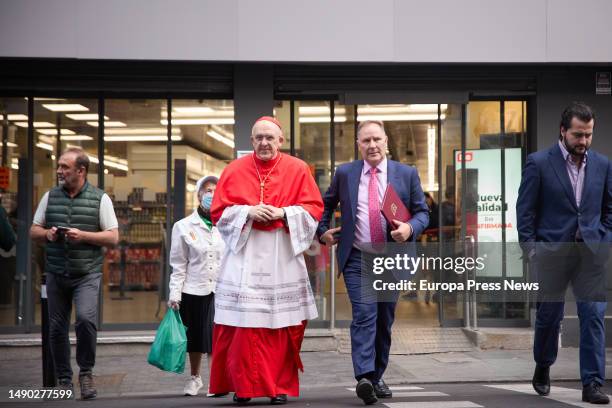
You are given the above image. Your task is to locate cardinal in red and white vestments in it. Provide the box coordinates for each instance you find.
[208,116,323,402]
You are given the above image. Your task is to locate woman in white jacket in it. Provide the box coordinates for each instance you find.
[168,175,226,397]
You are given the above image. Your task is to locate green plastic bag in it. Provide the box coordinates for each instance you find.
[147,309,187,374]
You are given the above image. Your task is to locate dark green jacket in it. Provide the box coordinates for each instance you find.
[44,181,104,276]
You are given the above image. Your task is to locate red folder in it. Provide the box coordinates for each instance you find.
[381,184,411,229]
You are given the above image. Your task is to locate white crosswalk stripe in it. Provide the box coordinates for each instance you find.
[383,402,482,408]
[345,386,424,392]
[485,383,611,408]
[344,385,480,407]
[392,391,449,398]
[391,386,426,391]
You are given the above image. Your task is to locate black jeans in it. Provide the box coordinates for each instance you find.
[46,273,101,382]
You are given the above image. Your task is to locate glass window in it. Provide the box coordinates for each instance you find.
[293,100,335,326]
[102,99,168,324]
[0,97,27,328]
[273,100,292,155]
[504,101,527,135]
[439,104,463,321]
[335,104,355,166]
[169,99,233,217]
[464,100,528,320]
[295,101,332,192]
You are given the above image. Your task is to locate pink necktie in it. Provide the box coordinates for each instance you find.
[368,167,385,243]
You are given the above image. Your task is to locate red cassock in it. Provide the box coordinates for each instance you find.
[209,152,323,398]
[209,322,307,398]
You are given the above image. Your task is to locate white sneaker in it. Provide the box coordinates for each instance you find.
[183,375,203,396]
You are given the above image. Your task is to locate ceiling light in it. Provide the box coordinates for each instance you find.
[0,141,18,147]
[299,116,347,123]
[36,142,54,151]
[60,135,94,141]
[14,121,55,128]
[87,156,129,171]
[173,107,215,114]
[206,130,235,148]
[210,125,234,139]
[42,104,89,112]
[66,114,109,121]
[37,128,76,135]
[299,106,346,115]
[80,151,127,165]
[31,97,65,101]
[162,110,234,119]
[1,114,29,121]
[86,121,127,127]
[104,127,180,135]
[356,114,445,122]
[161,118,235,125]
[37,135,54,145]
[357,104,448,114]
[103,135,182,142]
[103,160,129,171]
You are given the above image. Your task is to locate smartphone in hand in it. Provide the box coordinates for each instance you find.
[55,226,70,239]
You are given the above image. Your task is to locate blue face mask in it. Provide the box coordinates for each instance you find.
[200,193,213,211]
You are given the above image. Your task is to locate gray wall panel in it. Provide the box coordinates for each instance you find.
[0,0,78,58]
[393,0,547,63]
[2,0,610,62]
[547,0,612,62]
[237,0,394,62]
[75,0,239,60]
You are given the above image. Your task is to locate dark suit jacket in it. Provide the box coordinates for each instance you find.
[317,159,429,274]
[517,143,612,254]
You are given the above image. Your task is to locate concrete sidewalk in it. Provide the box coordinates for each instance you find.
[0,347,606,399]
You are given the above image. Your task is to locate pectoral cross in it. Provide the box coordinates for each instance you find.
[259,182,265,204]
[252,152,283,206]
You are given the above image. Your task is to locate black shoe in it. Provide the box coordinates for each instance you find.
[78,374,97,400]
[356,378,378,405]
[233,393,251,404]
[270,394,288,405]
[582,382,610,404]
[532,365,550,396]
[57,378,73,391]
[373,379,392,398]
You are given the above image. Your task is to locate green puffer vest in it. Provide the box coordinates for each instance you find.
[44,181,104,276]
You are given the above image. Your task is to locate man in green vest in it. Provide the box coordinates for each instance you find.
[30,147,119,400]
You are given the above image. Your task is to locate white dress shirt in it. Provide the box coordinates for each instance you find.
[168,210,225,302]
